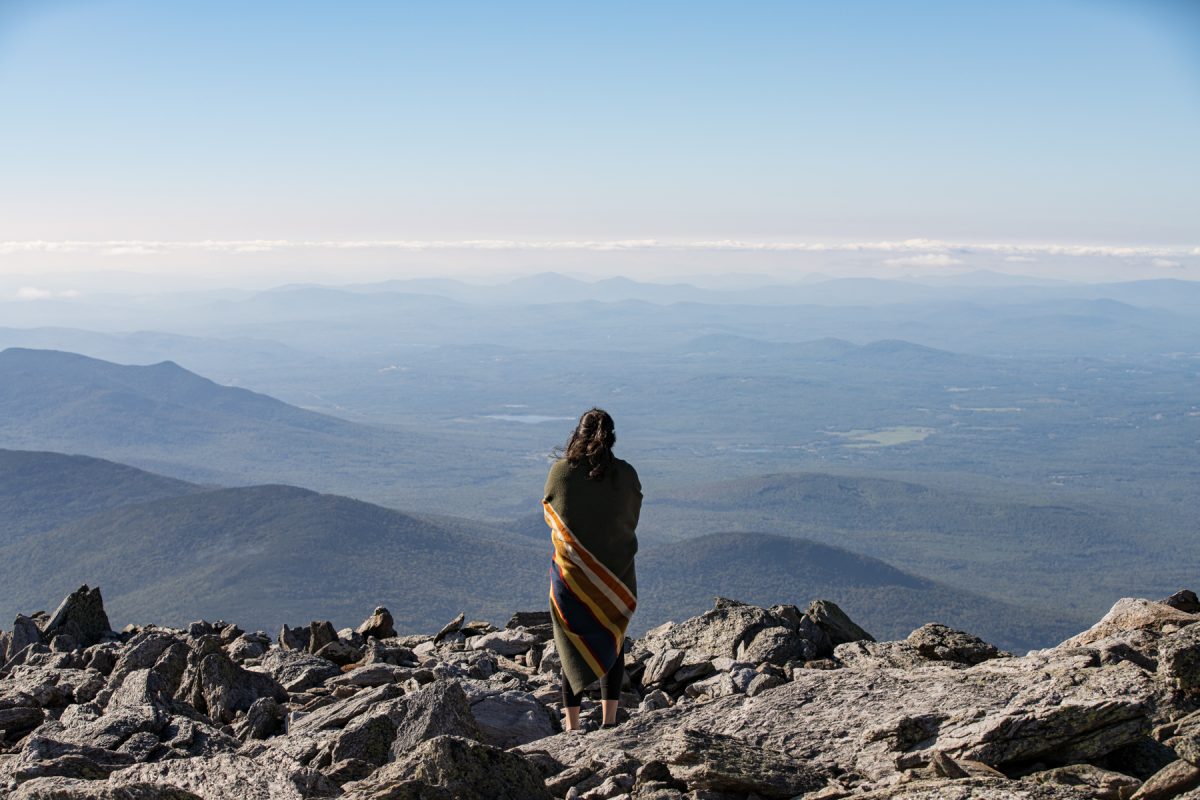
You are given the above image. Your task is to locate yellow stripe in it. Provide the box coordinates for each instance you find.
[550,528,632,622]
[544,503,636,615]
[553,548,625,644]
[549,586,606,679]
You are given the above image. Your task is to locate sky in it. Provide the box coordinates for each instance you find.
[0,0,1198,284]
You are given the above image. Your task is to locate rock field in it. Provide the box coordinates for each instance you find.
[2,585,1199,799]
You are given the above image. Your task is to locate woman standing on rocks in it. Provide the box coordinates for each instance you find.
[544,407,641,732]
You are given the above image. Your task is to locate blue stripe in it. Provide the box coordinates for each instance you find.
[550,556,619,679]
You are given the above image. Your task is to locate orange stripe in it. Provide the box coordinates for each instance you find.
[551,546,624,640]
[549,583,607,678]
[543,502,636,611]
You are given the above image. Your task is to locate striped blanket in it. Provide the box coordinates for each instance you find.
[544,500,637,686]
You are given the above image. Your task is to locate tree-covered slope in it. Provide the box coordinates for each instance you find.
[0,448,205,541]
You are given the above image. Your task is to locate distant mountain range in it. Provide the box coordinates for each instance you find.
[0,347,434,501]
[0,448,1081,650]
[643,471,1191,625]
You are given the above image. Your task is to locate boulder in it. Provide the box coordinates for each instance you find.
[1157,623,1200,695]
[288,683,405,733]
[357,608,397,641]
[233,696,285,741]
[107,753,338,800]
[227,633,270,663]
[384,680,482,758]
[468,629,539,656]
[341,734,552,800]
[314,640,361,666]
[7,616,44,662]
[641,597,785,661]
[255,648,341,693]
[278,624,310,652]
[664,728,825,799]
[906,623,1008,666]
[1161,589,1200,614]
[1029,763,1142,799]
[850,776,1103,798]
[1130,757,1200,800]
[736,619,827,664]
[101,632,180,699]
[0,705,45,741]
[806,598,875,646]
[433,612,465,644]
[642,648,686,686]
[307,621,337,655]
[10,777,203,799]
[469,690,556,747]
[1057,597,1198,648]
[834,639,935,669]
[177,648,287,724]
[39,586,112,648]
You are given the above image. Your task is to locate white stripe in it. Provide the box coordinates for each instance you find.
[551,526,636,620]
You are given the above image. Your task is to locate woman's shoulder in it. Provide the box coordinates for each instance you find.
[613,457,641,486]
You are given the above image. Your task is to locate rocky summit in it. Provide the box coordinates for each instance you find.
[2,586,1199,800]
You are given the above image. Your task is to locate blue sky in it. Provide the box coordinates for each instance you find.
[0,0,1197,280]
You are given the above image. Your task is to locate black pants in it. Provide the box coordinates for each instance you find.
[561,641,625,707]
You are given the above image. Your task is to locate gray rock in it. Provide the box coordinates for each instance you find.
[851,776,1102,798]
[433,612,465,644]
[177,648,287,724]
[469,690,556,747]
[642,598,781,662]
[684,672,738,701]
[8,616,44,661]
[278,624,310,651]
[521,645,1156,789]
[330,712,399,767]
[108,753,338,800]
[330,663,410,688]
[906,623,1008,665]
[642,649,686,686]
[3,661,106,708]
[227,633,271,663]
[834,639,941,669]
[234,696,285,740]
[1029,763,1142,799]
[314,639,361,666]
[1130,757,1200,800]
[805,598,874,647]
[1161,589,1200,614]
[357,608,397,641]
[39,586,112,649]
[507,610,552,629]
[307,621,337,655]
[735,621,825,664]
[0,705,45,740]
[469,629,539,656]
[101,632,180,700]
[341,734,552,799]
[1168,709,1200,766]
[11,777,203,799]
[83,643,120,676]
[1057,597,1198,648]
[665,728,824,799]
[745,672,786,697]
[1157,622,1200,695]
[255,648,342,692]
[385,680,482,758]
[288,683,405,733]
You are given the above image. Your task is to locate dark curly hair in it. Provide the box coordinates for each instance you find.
[561,407,617,481]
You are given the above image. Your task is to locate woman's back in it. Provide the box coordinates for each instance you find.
[543,456,641,592]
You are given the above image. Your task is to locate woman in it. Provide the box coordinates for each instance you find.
[544,408,641,732]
